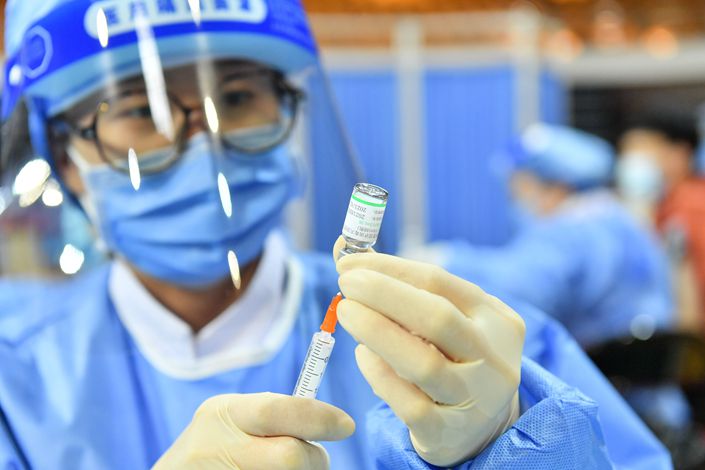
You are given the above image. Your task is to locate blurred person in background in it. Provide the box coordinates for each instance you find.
[617,117,705,333]
[0,1,671,469]
[406,124,699,465]
[414,123,674,349]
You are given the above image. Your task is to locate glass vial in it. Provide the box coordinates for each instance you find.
[340,183,389,257]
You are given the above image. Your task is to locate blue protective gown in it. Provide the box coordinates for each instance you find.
[0,252,670,469]
[443,190,674,347]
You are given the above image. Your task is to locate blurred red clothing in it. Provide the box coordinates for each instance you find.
[657,179,705,322]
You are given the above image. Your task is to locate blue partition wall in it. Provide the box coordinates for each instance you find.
[326,71,400,254]
[318,66,567,253]
[307,74,367,253]
[541,70,569,125]
[424,66,516,246]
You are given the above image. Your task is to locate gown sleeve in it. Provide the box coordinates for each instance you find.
[366,306,673,470]
[517,301,673,470]
[365,358,614,470]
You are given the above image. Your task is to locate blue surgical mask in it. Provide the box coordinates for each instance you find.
[68,132,295,288]
[615,152,664,202]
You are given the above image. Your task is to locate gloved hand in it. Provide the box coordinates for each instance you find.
[152,392,355,469]
[333,237,525,467]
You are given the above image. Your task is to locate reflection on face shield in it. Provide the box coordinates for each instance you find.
[52,61,303,174]
[1,0,362,283]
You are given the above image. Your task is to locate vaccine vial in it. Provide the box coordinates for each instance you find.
[340,183,388,257]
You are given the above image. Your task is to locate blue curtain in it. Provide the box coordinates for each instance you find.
[424,66,516,245]
[325,71,400,254]
[320,65,567,252]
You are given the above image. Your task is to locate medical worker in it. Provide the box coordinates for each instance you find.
[425,124,674,348]
[617,116,705,332]
[0,1,669,469]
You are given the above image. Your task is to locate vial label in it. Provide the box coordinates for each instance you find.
[342,192,387,244]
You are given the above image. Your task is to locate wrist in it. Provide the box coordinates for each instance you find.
[410,391,521,467]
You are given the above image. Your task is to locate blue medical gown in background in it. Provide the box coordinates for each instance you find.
[442,191,674,347]
[0,252,670,468]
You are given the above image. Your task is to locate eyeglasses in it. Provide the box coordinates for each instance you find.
[52,69,303,174]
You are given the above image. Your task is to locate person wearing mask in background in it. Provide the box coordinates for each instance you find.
[0,2,669,469]
[617,117,705,333]
[414,123,674,349]
[404,124,693,462]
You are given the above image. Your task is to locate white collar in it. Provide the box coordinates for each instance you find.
[109,232,304,380]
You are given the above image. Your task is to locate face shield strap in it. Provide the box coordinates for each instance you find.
[24,96,85,213]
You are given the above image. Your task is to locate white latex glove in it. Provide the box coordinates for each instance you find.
[152,392,354,469]
[333,237,525,467]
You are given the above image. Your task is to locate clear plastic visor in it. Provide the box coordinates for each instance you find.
[1,54,362,283]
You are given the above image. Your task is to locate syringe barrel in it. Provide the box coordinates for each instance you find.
[293,331,336,399]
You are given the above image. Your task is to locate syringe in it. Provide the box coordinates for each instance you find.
[293,293,343,399]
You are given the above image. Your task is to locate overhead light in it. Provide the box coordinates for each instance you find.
[592,2,626,47]
[546,27,584,62]
[643,26,678,58]
[510,0,541,13]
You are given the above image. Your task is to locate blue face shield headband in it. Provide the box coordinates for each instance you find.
[3,1,318,119]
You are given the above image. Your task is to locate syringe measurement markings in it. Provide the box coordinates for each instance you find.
[293,295,341,398]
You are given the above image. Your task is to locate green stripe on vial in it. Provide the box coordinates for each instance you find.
[351,194,387,208]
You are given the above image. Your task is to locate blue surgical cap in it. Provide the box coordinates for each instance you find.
[507,123,614,190]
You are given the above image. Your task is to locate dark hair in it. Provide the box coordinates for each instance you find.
[623,114,699,151]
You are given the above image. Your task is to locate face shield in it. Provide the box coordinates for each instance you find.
[0,0,362,286]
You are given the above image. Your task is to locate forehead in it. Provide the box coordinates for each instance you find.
[120,60,270,88]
